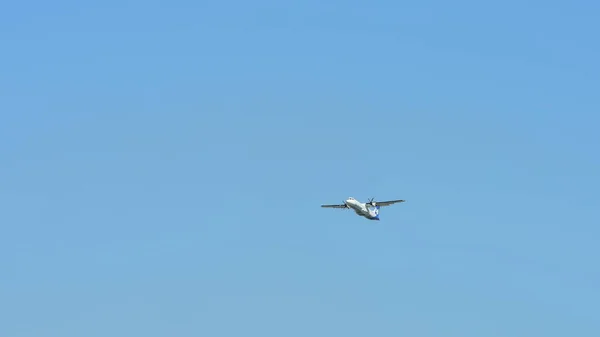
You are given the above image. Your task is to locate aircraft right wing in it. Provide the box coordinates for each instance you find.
[321,203,348,209]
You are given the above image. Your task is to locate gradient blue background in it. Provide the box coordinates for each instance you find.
[2,0,599,336]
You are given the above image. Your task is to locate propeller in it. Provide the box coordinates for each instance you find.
[367,198,376,206]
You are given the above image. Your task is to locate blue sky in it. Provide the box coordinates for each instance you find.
[1,0,599,336]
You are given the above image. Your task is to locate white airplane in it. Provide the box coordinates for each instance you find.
[321,197,405,221]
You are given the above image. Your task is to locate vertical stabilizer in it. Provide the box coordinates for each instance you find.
[373,205,380,219]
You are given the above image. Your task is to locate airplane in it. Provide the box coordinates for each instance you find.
[321,197,405,220]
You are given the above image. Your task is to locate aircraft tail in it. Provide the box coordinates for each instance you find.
[373,205,380,220]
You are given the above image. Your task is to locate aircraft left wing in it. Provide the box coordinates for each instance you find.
[374,199,405,207]
[321,204,348,209]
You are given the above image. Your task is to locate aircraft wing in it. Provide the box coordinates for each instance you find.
[375,199,405,207]
[321,204,348,209]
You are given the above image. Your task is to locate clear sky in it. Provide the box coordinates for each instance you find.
[1,0,599,336]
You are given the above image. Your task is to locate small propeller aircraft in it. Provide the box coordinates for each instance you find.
[320,197,405,220]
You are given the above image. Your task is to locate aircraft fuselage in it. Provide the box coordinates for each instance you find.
[345,197,380,220]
